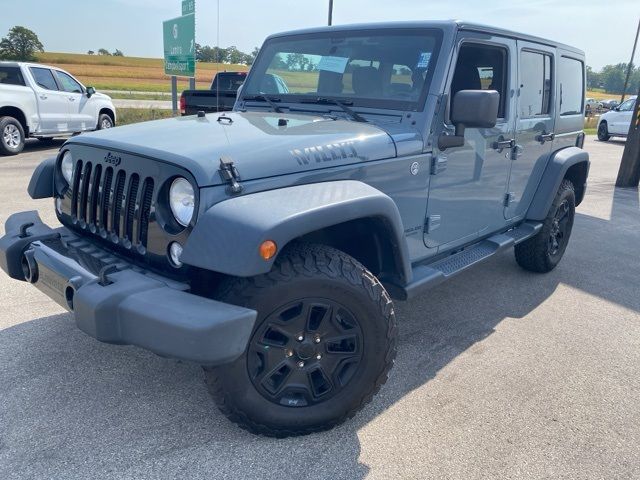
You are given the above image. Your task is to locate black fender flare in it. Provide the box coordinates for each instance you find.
[27,156,56,199]
[181,180,412,282]
[526,147,590,221]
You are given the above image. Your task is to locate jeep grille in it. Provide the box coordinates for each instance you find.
[70,159,155,251]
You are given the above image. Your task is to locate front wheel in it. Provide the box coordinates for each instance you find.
[515,179,575,273]
[597,121,610,141]
[204,243,397,437]
[97,113,113,130]
[0,116,25,155]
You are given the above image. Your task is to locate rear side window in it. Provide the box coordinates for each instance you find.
[0,66,26,86]
[519,50,552,117]
[30,67,59,91]
[559,57,584,116]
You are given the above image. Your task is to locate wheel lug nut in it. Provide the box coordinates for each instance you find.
[297,335,304,342]
[285,349,293,357]
[297,361,305,368]
[314,336,321,344]
[316,354,322,360]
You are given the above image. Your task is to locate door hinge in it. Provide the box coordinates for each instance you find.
[431,155,447,175]
[425,214,441,233]
[219,156,243,194]
[504,192,515,207]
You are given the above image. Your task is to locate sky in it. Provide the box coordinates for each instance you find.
[0,0,638,70]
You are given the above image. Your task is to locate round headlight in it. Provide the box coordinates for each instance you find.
[61,151,74,183]
[169,177,195,227]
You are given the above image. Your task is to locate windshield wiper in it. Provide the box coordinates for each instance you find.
[300,97,367,123]
[242,94,283,113]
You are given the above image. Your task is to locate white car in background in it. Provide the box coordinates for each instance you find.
[597,96,636,141]
[0,61,116,155]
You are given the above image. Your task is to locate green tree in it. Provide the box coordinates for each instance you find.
[97,48,111,56]
[113,49,124,57]
[247,47,260,65]
[0,26,44,61]
[87,50,95,55]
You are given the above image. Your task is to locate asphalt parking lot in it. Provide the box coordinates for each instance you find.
[0,137,638,479]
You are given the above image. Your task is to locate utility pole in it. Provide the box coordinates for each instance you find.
[616,17,640,188]
[620,18,640,104]
[616,91,640,187]
[328,0,333,26]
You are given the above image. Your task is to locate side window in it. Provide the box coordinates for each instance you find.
[0,66,26,86]
[559,56,584,116]
[618,99,635,112]
[55,71,84,93]
[519,50,552,118]
[451,43,508,118]
[30,67,59,91]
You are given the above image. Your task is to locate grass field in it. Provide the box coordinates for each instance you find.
[36,52,248,93]
[117,108,175,125]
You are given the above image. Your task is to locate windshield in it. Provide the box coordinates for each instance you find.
[242,29,442,111]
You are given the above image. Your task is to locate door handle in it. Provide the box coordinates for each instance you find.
[68,97,76,101]
[39,94,47,100]
[492,137,515,152]
[536,132,554,144]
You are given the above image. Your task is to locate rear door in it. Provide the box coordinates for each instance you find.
[28,66,71,133]
[505,41,556,220]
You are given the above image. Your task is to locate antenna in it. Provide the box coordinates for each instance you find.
[216,0,220,112]
[328,0,334,26]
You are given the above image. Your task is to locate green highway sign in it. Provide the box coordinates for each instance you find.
[182,0,195,15]
[163,13,195,77]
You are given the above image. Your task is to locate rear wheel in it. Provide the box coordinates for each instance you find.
[515,179,575,273]
[597,121,610,141]
[204,243,397,437]
[0,116,25,155]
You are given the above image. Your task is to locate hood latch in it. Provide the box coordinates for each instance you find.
[219,156,243,194]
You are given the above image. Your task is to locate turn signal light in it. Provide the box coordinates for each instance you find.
[259,240,277,260]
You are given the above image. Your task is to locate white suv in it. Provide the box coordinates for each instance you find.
[0,61,116,155]
[597,96,636,141]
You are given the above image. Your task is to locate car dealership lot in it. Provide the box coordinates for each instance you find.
[0,137,638,479]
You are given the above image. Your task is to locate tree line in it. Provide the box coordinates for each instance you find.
[587,64,639,95]
[195,43,260,65]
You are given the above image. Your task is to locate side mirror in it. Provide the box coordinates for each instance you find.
[86,86,96,98]
[614,106,620,111]
[438,90,500,150]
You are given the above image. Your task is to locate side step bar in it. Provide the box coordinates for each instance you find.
[398,222,542,300]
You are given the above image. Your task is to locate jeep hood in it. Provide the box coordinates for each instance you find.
[67,111,415,187]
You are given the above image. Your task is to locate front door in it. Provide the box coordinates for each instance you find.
[424,35,516,251]
[505,41,556,220]
[54,70,94,131]
[29,67,71,134]
[609,97,635,135]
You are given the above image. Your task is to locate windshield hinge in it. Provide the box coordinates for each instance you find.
[219,156,243,194]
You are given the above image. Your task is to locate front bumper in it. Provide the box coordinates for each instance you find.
[0,211,256,365]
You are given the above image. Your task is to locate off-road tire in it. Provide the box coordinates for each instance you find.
[515,179,575,273]
[0,116,25,155]
[597,121,610,141]
[203,243,397,437]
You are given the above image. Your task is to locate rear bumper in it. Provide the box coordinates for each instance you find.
[0,211,256,365]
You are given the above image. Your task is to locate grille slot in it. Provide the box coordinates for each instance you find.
[69,161,155,250]
[124,174,140,241]
[111,170,126,237]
